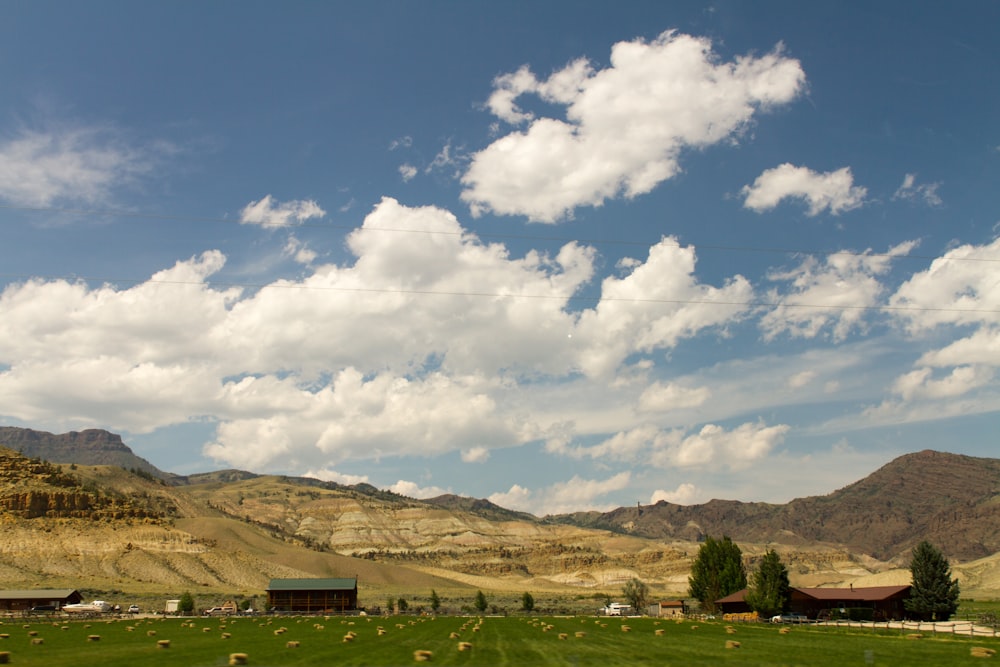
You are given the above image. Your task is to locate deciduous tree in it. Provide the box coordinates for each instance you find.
[429,589,441,613]
[521,591,535,613]
[745,549,790,618]
[474,590,488,613]
[622,578,649,614]
[688,535,747,613]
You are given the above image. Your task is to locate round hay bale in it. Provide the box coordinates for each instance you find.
[156,639,171,649]
[413,649,433,661]
[725,640,741,649]
[31,638,44,645]
[228,653,249,665]
[457,642,472,651]
[87,635,101,641]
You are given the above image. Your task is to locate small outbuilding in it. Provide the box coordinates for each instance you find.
[648,600,687,618]
[266,577,358,614]
[0,589,83,613]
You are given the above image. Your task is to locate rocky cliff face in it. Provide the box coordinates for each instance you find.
[0,426,168,478]
[0,450,163,521]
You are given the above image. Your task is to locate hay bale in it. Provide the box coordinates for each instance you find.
[971,647,996,658]
[558,633,568,640]
[457,642,473,651]
[413,649,433,661]
[87,635,101,641]
[725,640,741,649]
[620,625,631,633]
[342,634,354,642]
[378,629,387,636]
[203,627,212,632]
[228,653,249,665]
[157,639,171,649]
[779,627,791,635]
[906,633,923,640]
[27,631,38,636]
[147,630,157,636]
[31,638,44,645]
[0,635,6,639]
[286,641,300,648]
[0,651,9,664]
[221,632,231,639]
[726,627,737,634]
[654,629,665,636]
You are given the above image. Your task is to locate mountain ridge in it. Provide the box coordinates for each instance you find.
[2,426,999,595]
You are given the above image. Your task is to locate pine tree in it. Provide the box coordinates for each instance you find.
[688,536,747,613]
[744,549,791,618]
[905,541,960,621]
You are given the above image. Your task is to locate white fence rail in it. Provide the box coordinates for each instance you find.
[824,619,998,638]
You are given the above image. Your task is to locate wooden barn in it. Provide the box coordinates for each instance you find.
[266,577,358,614]
[0,588,82,613]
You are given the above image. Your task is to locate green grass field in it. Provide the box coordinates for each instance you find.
[1,614,996,666]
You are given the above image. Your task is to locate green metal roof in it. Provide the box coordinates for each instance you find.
[266,578,357,591]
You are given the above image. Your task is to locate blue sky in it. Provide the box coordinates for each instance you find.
[1,1,998,515]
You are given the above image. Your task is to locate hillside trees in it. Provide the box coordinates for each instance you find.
[905,540,960,621]
[178,591,194,614]
[430,589,441,613]
[688,535,747,613]
[521,591,535,613]
[474,590,488,613]
[745,549,790,618]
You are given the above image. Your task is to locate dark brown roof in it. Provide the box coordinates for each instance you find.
[794,585,910,601]
[717,585,910,605]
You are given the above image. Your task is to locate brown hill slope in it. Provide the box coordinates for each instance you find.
[557,450,1000,562]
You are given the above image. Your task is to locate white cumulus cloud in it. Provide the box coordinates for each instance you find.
[742,163,867,216]
[462,30,805,222]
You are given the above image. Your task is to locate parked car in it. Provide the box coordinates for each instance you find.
[771,613,807,623]
[128,605,140,614]
[30,605,57,613]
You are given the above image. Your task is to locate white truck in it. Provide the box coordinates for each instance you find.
[602,603,633,616]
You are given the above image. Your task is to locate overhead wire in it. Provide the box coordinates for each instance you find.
[1,203,999,316]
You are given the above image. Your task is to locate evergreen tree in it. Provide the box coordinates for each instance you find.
[396,597,409,613]
[474,590,488,613]
[521,591,535,613]
[178,591,194,615]
[622,577,649,614]
[429,589,441,613]
[905,541,960,621]
[688,535,747,613]
[744,549,791,618]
